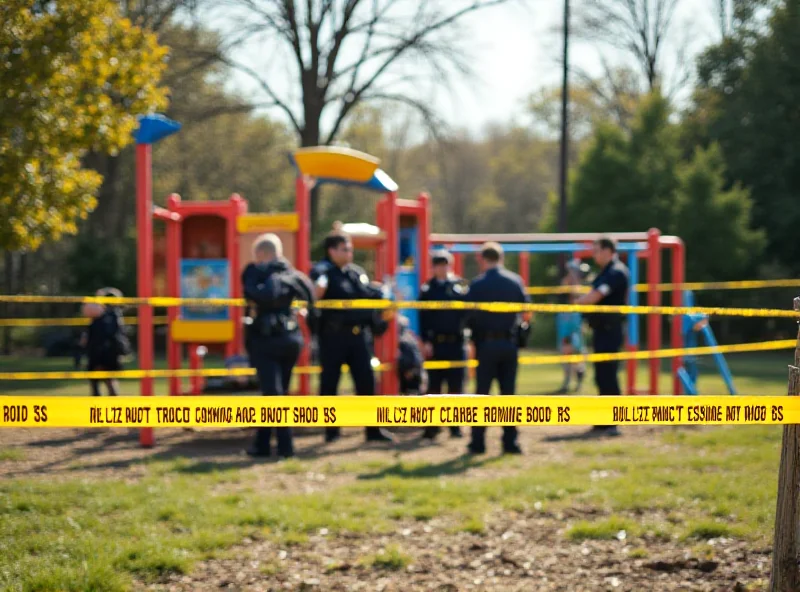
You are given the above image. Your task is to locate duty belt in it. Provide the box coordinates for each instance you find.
[253,315,297,337]
[322,323,367,336]
[433,334,463,344]
[477,330,515,342]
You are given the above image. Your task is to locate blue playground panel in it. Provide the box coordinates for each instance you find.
[442,242,647,254]
[179,259,231,321]
[429,241,736,395]
[398,226,420,334]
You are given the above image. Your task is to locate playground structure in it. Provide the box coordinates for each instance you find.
[140,139,431,434]
[429,230,688,396]
[134,115,732,447]
[290,147,430,399]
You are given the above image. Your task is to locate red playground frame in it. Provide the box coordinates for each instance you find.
[430,230,686,397]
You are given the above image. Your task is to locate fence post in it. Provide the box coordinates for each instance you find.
[770,296,800,592]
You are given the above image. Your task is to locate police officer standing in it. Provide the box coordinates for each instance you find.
[242,233,315,458]
[465,242,531,455]
[310,228,394,444]
[419,249,468,441]
[576,236,630,437]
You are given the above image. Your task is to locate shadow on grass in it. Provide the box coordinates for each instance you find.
[7,424,430,478]
[357,453,498,480]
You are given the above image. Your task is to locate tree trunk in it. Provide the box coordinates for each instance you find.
[770,296,800,591]
[3,252,14,355]
[301,122,323,240]
[85,152,122,239]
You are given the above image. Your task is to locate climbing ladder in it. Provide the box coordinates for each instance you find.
[677,290,736,395]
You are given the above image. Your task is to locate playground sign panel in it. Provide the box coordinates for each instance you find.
[180,259,230,320]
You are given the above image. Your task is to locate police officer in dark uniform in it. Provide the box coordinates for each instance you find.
[576,236,630,437]
[465,242,531,455]
[310,228,394,444]
[419,249,468,440]
[242,233,315,458]
[397,315,427,395]
[81,287,128,396]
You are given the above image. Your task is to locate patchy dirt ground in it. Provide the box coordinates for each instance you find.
[0,425,771,591]
[142,519,768,592]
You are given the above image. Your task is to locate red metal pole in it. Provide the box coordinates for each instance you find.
[662,236,685,395]
[295,176,311,395]
[417,193,431,284]
[166,194,181,397]
[646,228,662,395]
[518,251,530,286]
[375,198,388,395]
[189,345,199,395]
[385,190,400,396]
[226,195,244,360]
[137,143,155,447]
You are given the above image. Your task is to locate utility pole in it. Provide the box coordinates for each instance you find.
[557,0,570,275]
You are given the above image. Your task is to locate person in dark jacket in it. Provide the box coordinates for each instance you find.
[81,287,127,396]
[464,243,531,455]
[397,315,427,396]
[419,249,468,440]
[310,226,395,444]
[243,233,315,458]
[576,236,630,437]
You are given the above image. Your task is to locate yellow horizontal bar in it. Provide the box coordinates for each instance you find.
[526,278,800,295]
[0,340,792,381]
[0,317,169,328]
[170,320,234,343]
[237,213,299,233]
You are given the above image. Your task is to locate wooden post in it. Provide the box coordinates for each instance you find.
[770,296,800,592]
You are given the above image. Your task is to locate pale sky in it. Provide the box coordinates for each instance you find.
[208,0,721,138]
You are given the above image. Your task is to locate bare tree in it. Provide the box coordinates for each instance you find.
[713,0,731,36]
[204,0,515,231]
[573,0,689,94]
[570,61,643,129]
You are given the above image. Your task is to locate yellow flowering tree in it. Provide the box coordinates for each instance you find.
[0,0,169,251]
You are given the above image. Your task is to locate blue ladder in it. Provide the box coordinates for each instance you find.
[678,290,736,395]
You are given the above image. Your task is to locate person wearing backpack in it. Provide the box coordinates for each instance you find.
[81,287,129,396]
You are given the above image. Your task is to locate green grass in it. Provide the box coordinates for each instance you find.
[361,545,412,571]
[458,516,486,534]
[0,349,792,396]
[567,516,636,541]
[685,521,741,540]
[0,447,24,461]
[0,349,791,589]
[0,423,785,590]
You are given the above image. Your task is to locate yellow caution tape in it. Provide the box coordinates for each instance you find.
[0,295,238,306]
[307,299,800,320]
[663,279,800,291]
[527,278,800,296]
[518,339,797,365]
[0,339,793,381]
[1,295,799,320]
[0,316,169,328]
[0,362,392,381]
[0,395,795,427]
[1,296,799,319]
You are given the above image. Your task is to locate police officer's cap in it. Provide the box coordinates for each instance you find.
[431,249,453,266]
